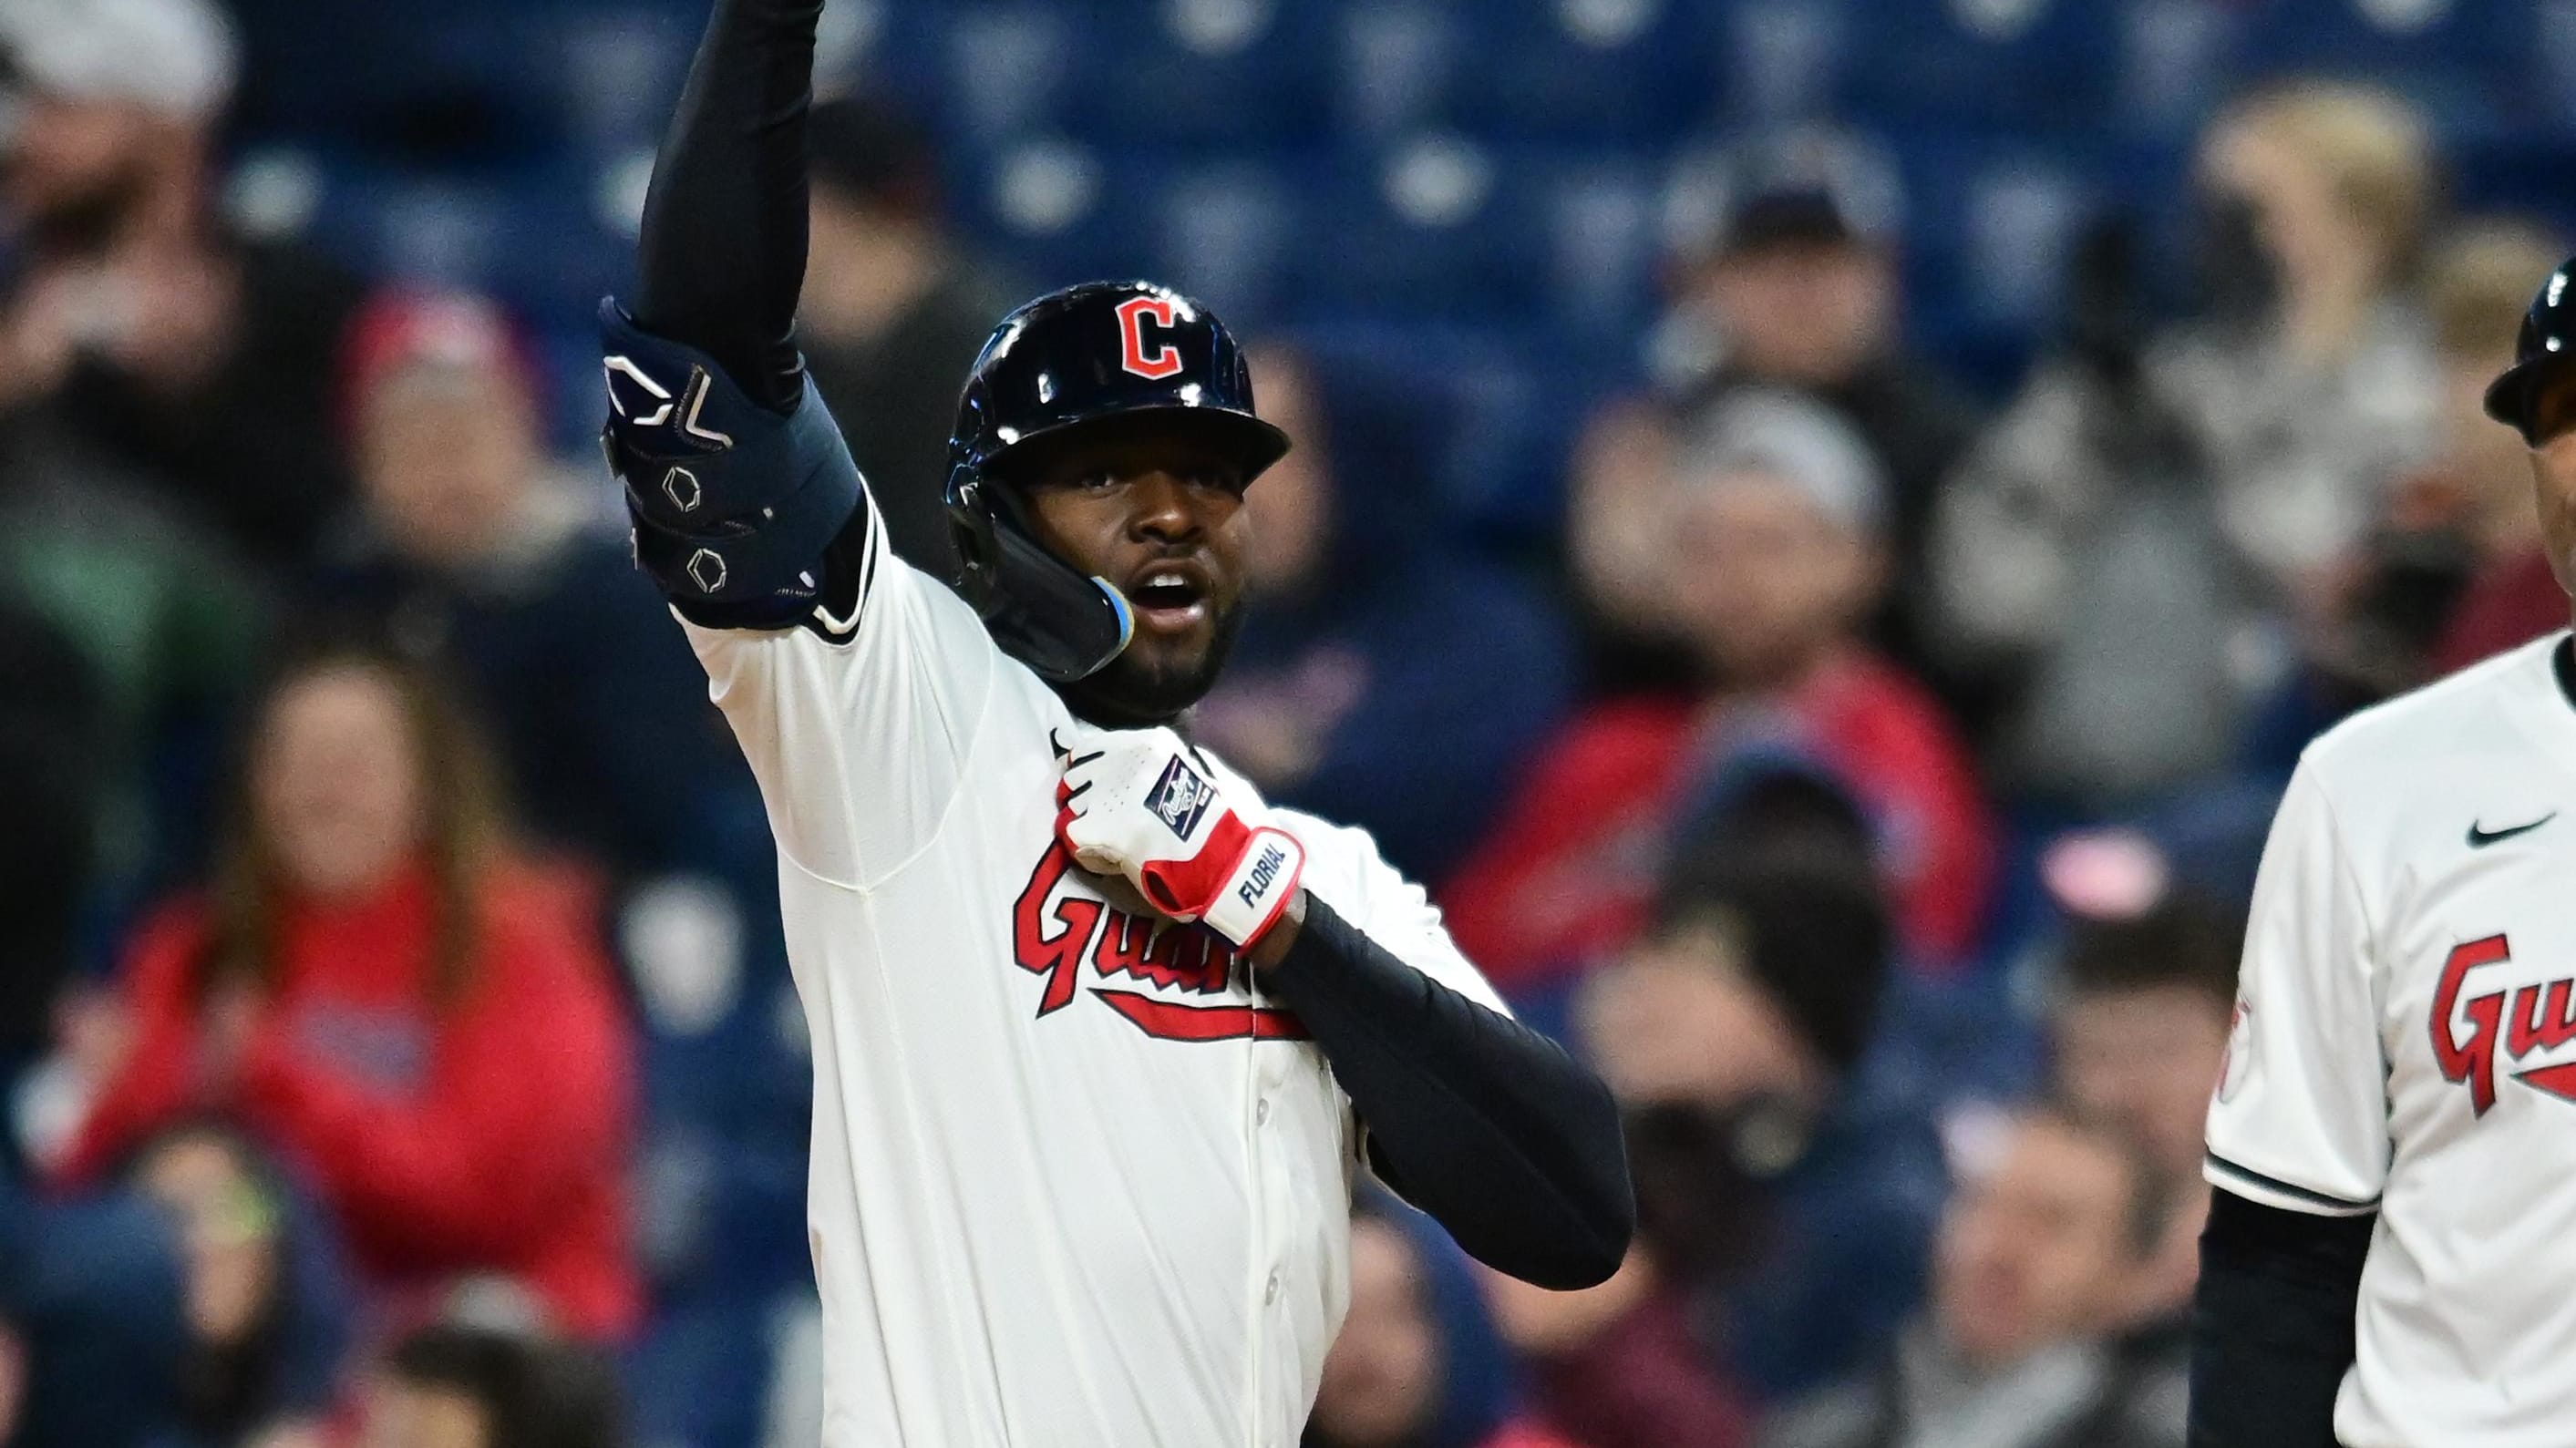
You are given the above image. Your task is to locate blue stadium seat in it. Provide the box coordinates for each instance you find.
[1446,1,1705,143]
[931,8,1083,146]
[1144,159,1305,332]
[2451,138,2576,240]
[1841,0,2119,131]
[2239,0,2532,139]
[1695,0,1852,128]
[1520,154,1664,346]
[1298,136,1542,322]
[626,1292,810,1448]
[1330,2,1472,141]
[1056,0,1335,147]
[948,139,1155,292]
[2107,0,2249,140]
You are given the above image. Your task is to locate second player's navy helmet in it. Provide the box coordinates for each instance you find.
[2486,253,2576,444]
[946,281,1291,683]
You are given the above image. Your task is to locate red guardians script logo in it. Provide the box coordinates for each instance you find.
[1013,841,1304,1042]
[2431,934,2576,1115]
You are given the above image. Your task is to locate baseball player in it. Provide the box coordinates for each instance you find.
[2190,254,2576,1447]
[598,2,1633,1444]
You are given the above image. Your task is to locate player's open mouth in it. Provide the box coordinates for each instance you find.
[1127,562,1211,633]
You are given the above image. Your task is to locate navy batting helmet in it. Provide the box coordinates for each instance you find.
[945,281,1290,683]
[2485,254,2576,444]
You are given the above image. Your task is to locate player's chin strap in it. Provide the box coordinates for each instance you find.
[946,471,1135,683]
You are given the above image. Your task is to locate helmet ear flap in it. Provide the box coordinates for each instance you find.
[943,461,1133,683]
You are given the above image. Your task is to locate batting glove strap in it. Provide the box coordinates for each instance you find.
[1176,823,1306,951]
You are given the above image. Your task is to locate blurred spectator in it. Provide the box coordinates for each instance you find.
[1932,80,2440,809]
[58,641,640,1339]
[1573,127,1982,701]
[1760,1104,2186,1448]
[797,95,1015,574]
[0,1166,191,1448]
[0,592,106,1088]
[1307,1205,1578,1448]
[1192,345,1574,882]
[0,413,268,896]
[358,1321,625,1448]
[0,0,366,573]
[2413,222,2574,674]
[125,1122,355,1448]
[1445,390,1994,990]
[1491,839,1941,1430]
[317,290,744,879]
[2045,887,2238,1321]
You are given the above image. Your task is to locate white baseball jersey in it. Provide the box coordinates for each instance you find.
[675,485,1508,1448]
[2207,631,2576,1448]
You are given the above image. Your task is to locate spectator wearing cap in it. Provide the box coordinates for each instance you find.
[1486,842,1943,1425]
[57,640,640,1340]
[798,95,1017,574]
[1445,389,1995,993]
[1930,80,2439,811]
[1190,344,1573,883]
[314,291,750,883]
[1569,127,1984,703]
[0,0,366,573]
[1759,1104,2187,1448]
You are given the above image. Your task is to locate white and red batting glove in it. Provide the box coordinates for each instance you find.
[1053,725,1306,951]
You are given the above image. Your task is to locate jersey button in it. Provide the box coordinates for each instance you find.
[1255,1099,1271,1125]
[1263,1273,1280,1305]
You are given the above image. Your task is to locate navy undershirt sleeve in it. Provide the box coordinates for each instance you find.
[633,0,819,416]
[1264,897,1633,1289]
[2189,1186,2372,1448]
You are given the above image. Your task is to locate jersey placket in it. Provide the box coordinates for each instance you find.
[1241,987,1301,1448]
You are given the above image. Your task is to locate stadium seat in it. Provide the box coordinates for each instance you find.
[1841,0,2119,131]
[1445,1,1706,143]
[1697,0,1852,127]
[1330,1,1472,140]
[2239,0,2532,139]
[1056,0,1336,147]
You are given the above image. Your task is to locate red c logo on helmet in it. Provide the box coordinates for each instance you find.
[1116,296,1183,381]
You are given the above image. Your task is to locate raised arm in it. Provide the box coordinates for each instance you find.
[603,0,864,631]
[632,0,819,409]
[604,0,997,888]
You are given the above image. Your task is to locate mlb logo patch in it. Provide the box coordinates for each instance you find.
[1149,755,1213,840]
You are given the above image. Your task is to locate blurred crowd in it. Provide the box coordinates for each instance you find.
[1,1,2568,1447]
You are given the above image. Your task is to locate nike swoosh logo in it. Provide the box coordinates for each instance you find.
[2468,812,2559,847]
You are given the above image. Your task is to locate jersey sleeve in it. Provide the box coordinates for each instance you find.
[2203,757,2391,1217]
[678,489,1000,889]
[1297,815,1512,1018]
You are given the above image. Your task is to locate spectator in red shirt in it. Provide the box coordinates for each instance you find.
[60,641,639,1339]
[1443,389,1994,991]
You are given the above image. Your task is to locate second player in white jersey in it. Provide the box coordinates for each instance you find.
[2208,634,2576,1446]
[2191,250,2576,1448]
[598,3,1632,1444]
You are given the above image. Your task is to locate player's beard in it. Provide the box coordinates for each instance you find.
[1056,600,1245,729]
